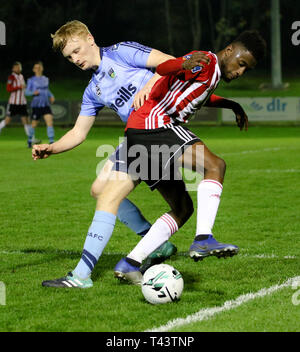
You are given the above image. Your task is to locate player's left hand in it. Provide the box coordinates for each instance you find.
[50,96,55,104]
[232,103,248,131]
[182,52,211,71]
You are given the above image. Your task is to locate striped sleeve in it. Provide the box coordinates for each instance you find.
[6,75,20,92]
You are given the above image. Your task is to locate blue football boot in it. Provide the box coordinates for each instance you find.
[189,235,239,261]
[114,258,142,285]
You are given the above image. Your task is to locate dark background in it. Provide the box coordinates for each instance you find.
[0,0,299,81]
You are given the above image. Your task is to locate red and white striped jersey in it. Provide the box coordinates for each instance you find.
[126,51,221,130]
[7,73,27,105]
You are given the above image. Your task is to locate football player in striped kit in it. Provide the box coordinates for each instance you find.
[112,30,266,284]
[25,61,55,148]
[34,28,265,288]
[0,62,31,138]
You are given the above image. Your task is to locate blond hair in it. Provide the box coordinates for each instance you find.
[51,20,91,52]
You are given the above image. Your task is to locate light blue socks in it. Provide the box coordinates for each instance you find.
[74,211,116,279]
[117,198,151,236]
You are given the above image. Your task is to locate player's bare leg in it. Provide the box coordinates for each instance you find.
[92,158,177,271]
[42,172,137,288]
[0,116,11,134]
[4,116,12,126]
[179,141,239,261]
[20,116,28,134]
[90,159,114,199]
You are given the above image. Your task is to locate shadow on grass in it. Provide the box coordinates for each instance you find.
[6,248,226,297]
[6,248,122,281]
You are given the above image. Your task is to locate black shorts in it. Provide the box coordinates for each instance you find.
[31,106,52,120]
[125,125,201,190]
[6,104,28,117]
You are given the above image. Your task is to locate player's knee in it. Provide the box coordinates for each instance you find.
[208,156,226,178]
[97,190,124,212]
[90,183,102,199]
[90,186,98,199]
[217,157,226,177]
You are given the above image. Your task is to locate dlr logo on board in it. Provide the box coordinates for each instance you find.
[266,98,287,112]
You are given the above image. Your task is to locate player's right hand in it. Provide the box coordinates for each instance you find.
[32,144,53,160]
[232,103,249,131]
[132,86,151,110]
[182,52,210,71]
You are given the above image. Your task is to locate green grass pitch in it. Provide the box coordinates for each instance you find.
[0,125,299,332]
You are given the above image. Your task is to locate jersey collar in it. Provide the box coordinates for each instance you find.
[94,47,103,74]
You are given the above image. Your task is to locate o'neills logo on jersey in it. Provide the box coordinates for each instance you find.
[110,84,137,111]
[95,85,101,96]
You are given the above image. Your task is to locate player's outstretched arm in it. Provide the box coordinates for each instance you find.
[32,115,95,160]
[156,51,210,76]
[205,94,248,131]
[133,50,210,109]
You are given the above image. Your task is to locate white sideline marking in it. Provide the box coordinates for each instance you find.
[219,147,283,156]
[145,276,300,332]
[249,169,300,173]
[177,252,297,260]
[241,254,297,259]
[0,250,297,260]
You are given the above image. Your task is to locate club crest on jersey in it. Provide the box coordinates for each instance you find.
[183,54,202,73]
[108,68,116,79]
[191,66,202,73]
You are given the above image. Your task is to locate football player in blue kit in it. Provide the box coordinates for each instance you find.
[32,21,237,288]
[25,61,55,148]
[33,20,181,284]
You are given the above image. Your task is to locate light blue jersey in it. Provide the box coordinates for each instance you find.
[25,76,54,108]
[79,41,154,122]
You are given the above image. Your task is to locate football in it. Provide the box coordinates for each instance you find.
[141,264,184,304]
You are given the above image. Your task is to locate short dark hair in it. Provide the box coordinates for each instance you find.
[34,61,44,67]
[232,30,267,61]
